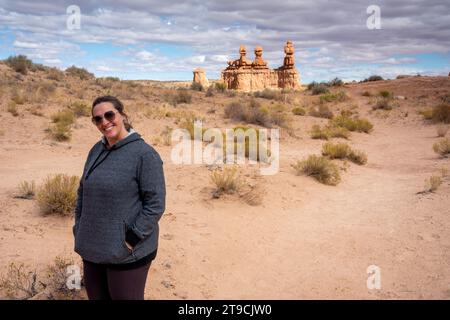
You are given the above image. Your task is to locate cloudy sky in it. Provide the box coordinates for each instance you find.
[0,0,449,82]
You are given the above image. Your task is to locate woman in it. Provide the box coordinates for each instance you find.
[73,95,166,300]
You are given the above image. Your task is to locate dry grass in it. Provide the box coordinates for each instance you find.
[433,138,450,157]
[331,111,373,133]
[210,166,241,198]
[0,262,41,299]
[421,104,450,123]
[67,101,90,118]
[7,101,18,116]
[437,125,449,137]
[45,256,84,300]
[309,104,333,119]
[16,180,36,199]
[319,91,348,103]
[310,124,350,140]
[292,106,306,116]
[36,174,80,216]
[321,142,368,165]
[292,155,341,186]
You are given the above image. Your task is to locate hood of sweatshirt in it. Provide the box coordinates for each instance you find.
[85,131,143,180]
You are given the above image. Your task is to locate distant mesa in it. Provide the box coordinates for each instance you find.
[221,40,301,91]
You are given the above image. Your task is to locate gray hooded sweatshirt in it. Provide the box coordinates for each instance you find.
[73,131,166,264]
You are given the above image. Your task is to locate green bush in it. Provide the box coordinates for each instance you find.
[292,155,341,186]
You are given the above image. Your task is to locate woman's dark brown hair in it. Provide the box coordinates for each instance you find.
[92,96,133,131]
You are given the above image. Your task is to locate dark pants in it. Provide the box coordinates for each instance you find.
[83,260,152,300]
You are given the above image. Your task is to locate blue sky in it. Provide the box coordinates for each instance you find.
[0,1,449,83]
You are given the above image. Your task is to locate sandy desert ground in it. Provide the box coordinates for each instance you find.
[0,63,449,299]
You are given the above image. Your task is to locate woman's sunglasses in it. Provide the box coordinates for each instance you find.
[92,110,117,125]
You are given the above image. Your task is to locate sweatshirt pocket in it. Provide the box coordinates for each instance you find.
[75,216,131,263]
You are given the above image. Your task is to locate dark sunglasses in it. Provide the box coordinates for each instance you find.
[92,110,117,125]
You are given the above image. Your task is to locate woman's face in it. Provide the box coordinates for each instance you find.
[92,102,126,141]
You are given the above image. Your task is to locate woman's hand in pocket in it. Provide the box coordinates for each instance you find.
[125,241,134,251]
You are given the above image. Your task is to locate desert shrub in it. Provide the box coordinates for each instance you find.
[437,125,449,137]
[215,82,227,92]
[348,149,368,165]
[254,88,282,101]
[68,101,90,117]
[224,99,270,127]
[321,142,367,165]
[36,174,79,216]
[433,138,450,157]
[65,65,94,80]
[331,111,373,133]
[321,142,352,159]
[431,104,450,124]
[419,109,434,120]
[48,123,72,141]
[47,68,64,81]
[205,86,214,97]
[210,166,241,198]
[51,110,75,126]
[0,262,41,299]
[364,75,383,82]
[424,175,442,193]
[190,82,204,91]
[7,101,19,116]
[17,180,36,199]
[309,104,333,119]
[29,105,44,116]
[373,97,393,110]
[5,55,33,75]
[319,91,348,103]
[310,125,350,140]
[168,89,192,106]
[310,124,330,140]
[308,82,329,95]
[378,90,392,98]
[361,91,372,97]
[292,107,306,116]
[328,77,343,87]
[11,89,27,105]
[292,155,341,185]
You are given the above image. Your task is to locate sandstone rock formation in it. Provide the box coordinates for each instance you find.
[192,68,209,88]
[222,40,300,91]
